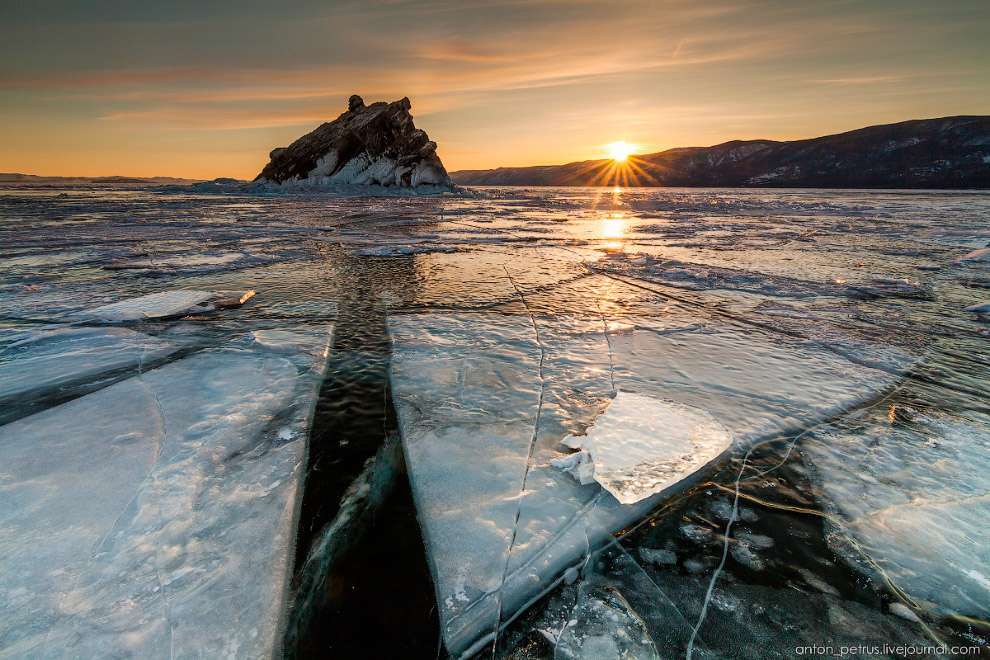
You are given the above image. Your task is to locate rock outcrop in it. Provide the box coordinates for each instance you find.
[256,95,451,187]
[451,116,990,189]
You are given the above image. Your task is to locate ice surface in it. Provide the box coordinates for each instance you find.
[388,311,912,658]
[560,392,734,504]
[0,327,181,414]
[804,411,990,617]
[3,185,986,658]
[0,326,332,658]
[70,290,217,321]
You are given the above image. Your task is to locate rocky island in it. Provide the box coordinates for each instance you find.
[256,95,451,188]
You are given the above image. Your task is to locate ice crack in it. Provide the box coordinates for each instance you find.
[491,264,549,657]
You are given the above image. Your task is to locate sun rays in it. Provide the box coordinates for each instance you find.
[607,141,635,161]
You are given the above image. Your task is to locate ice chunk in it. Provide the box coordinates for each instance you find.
[0,327,181,421]
[553,580,659,660]
[550,449,595,485]
[0,326,332,658]
[70,290,217,321]
[958,247,990,262]
[561,392,733,504]
[213,289,256,309]
[388,312,912,658]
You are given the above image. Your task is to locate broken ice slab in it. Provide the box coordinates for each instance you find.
[0,326,179,395]
[213,288,256,309]
[561,392,733,504]
[957,247,990,262]
[804,411,990,617]
[69,290,218,321]
[0,327,183,422]
[387,312,914,658]
[0,326,332,659]
[67,289,257,322]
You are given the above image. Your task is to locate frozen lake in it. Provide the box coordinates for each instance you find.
[1,186,988,659]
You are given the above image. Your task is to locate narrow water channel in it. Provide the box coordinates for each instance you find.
[284,253,442,659]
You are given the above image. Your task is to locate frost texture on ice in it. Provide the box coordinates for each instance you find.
[70,290,217,321]
[0,326,332,659]
[387,312,912,658]
[561,392,733,504]
[804,412,990,617]
[0,327,180,407]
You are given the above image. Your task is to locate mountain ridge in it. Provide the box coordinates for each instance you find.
[451,116,990,188]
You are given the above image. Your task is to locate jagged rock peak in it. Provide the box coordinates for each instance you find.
[255,95,451,188]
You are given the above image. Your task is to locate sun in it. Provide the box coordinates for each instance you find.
[607,141,634,161]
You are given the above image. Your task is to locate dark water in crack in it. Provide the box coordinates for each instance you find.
[286,253,441,659]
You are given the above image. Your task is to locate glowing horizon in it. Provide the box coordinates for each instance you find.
[1,1,988,179]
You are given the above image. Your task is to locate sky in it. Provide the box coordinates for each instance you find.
[1,0,988,179]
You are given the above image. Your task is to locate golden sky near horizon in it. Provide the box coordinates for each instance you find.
[1,0,988,179]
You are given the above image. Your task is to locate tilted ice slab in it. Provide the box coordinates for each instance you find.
[0,327,181,414]
[0,326,332,659]
[804,411,990,617]
[387,312,914,658]
[69,290,217,321]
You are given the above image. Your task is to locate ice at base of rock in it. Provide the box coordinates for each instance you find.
[559,392,733,504]
[0,326,332,659]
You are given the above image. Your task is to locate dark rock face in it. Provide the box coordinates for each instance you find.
[451,116,990,189]
[256,96,451,187]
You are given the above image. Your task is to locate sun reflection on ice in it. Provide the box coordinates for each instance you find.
[600,212,628,250]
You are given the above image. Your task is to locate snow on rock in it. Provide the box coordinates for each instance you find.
[255,95,451,188]
[550,449,596,485]
[560,392,733,504]
[0,326,333,658]
[387,312,913,658]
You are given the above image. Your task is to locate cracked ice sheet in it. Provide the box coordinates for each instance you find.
[804,410,990,617]
[387,312,914,658]
[0,327,182,414]
[0,326,332,659]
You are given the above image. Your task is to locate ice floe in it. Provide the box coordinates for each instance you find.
[388,311,913,657]
[0,326,332,658]
[958,247,990,262]
[0,327,181,419]
[69,290,218,321]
